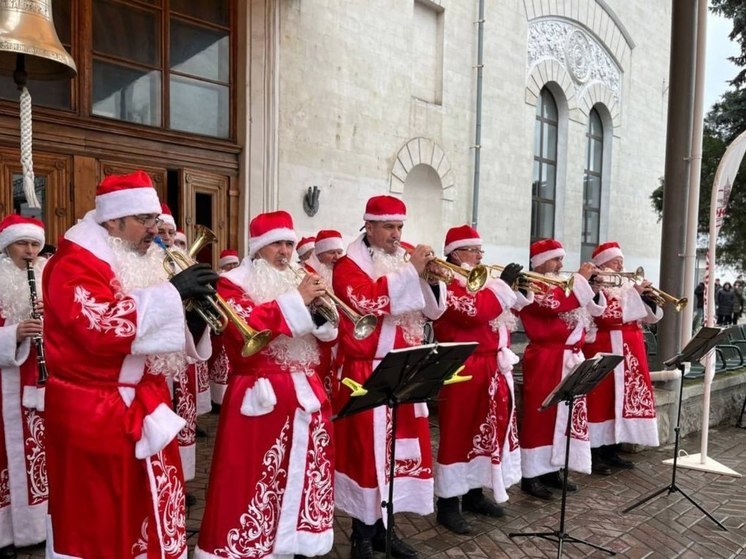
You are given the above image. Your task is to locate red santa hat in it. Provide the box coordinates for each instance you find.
[94,170,161,223]
[219,249,239,268]
[174,228,187,245]
[314,229,344,254]
[0,214,45,253]
[296,236,315,257]
[591,241,624,267]
[444,224,481,255]
[530,238,565,268]
[159,203,176,228]
[363,195,407,222]
[249,210,297,257]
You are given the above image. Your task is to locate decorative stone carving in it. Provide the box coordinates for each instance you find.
[527,19,621,104]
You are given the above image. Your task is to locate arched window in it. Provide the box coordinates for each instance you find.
[531,88,558,242]
[582,108,603,262]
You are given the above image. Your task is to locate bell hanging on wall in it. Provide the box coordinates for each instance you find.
[0,0,76,208]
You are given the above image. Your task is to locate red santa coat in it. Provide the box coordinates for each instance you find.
[583,283,662,448]
[303,259,337,399]
[0,261,47,548]
[331,235,446,525]
[196,262,336,559]
[518,275,605,478]
[432,276,531,502]
[42,212,211,559]
[207,335,230,405]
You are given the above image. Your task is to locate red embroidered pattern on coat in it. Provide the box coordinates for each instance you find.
[536,290,561,310]
[601,297,623,320]
[622,342,656,419]
[468,374,500,462]
[210,345,231,385]
[216,419,290,558]
[175,369,196,446]
[297,414,333,533]
[508,414,520,452]
[151,451,186,557]
[385,409,432,480]
[0,468,10,508]
[131,518,149,556]
[446,292,477,317]
[23,408,47,504]
[346,287,389,316]
[569,398,590,441]
[73,286,136,336]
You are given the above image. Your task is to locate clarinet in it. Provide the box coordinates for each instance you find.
[26,260,48,385]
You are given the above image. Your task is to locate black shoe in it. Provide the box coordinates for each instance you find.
[185,493,197,507]
[462,489,504,518]
[605,452,635,470]
[0,545,15,559]
[372,531,418,559]
[350,537,374,559]
[591,456,613,476]
[521,476,553,500]
[436,497,471,534]
[196,424,208,438]
[539,471,578,492]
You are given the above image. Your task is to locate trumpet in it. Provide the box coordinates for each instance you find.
[156,225,271,357]
[26,260,48,385]
[593,265,687,311]
[285,261,378,340]
[485,264,574,296]
[591,266,645,288]
[646,286,688,312]
[394,241,488,293]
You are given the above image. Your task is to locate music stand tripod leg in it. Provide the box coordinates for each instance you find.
[382,399,399,559]
[621,364,727,531]
[510,397,616,557]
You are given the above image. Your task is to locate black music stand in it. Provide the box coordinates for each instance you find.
[622,326,730,530]
[509,353,623,558]
[335,342,477,559]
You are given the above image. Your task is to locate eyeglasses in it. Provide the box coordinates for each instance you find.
[131,214,163,228]
[457,248,485,255]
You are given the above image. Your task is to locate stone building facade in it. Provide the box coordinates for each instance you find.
[248,0,671,279]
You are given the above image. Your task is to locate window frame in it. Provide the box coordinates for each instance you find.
[531,88,559,243]
[581,107,604,262]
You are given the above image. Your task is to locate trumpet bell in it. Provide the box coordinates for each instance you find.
[353,314,378,340]
[241,330,273,357]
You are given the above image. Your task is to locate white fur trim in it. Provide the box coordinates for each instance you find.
[484,278,518,311]
[513,289,534,310]
[443,238,481,256]
[292,372,321,413]
[530,247,565,268]
[586,290,607,322]
[134,402,187,459]
[179,443,196,481]
[0,223,45,252]
[421,278,447,320]
[159,214,176,228]
[619,285,649,323]
[591,247,623,267]
[130,282,187,356]
[297,243,315,257]
[434,456,509,503]
[395,437,421,461]
[218,254,239,268]
[276,290,315,337]
[249,227,297,257]
[95,187,161,223]
[0,325,30,368]
[314,237,344,254]
[571,273,595,307]
[239,378,277,416]
[312,320,338,343]
[185,324,212,362]
[363,213,406,221]
[386,264,425,315]
[413,402,429,418]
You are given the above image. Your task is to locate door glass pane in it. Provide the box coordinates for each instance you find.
[542,90,558,120]
[585,174,601,208]
[583,211,599,244]
[171,0,230,26]
[12,173,46,221]
[591,138,603,172]
[540,202,554,238]
[194,192,214,264]
[540,163,556,199]
[532,160,540,196]
[93,60,161,126]
[543,122,557,160]
[93,0,160,66]
[52,0,72,45]
[170,19,230,82]
[170,75,229,138]
[0,80,71,109]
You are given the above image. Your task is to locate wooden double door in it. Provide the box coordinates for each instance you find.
[0,148,236,268]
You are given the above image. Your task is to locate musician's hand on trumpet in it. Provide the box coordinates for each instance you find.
[498,262,524,290]
[15,318,43,342]
[169,262,220,301]
[408,244,438,277]
[297,272,328,306]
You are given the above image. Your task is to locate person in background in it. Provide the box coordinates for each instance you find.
[716,282,736,326]
[218,249,240,273]
[693,281,705,332]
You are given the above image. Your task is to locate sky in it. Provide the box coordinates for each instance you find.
[704,3,741,113]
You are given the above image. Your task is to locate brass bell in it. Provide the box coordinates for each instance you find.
[0,0,76,81]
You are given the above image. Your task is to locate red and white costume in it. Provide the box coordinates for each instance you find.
[332,232,446,525]
[518,240,606,478]
[0,215,48,548]
[432,226,532,502]
[583,243,661,448]
[196,212,336,559]
[43,173,210,559]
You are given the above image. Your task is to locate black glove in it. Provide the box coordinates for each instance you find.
[641,292,658,312]
[185,308,207,338]
[500,263,524,289]
[170,263,219,301]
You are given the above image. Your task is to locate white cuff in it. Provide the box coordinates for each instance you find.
[135,403,187,459]
[240,378,277,416]
[277,290,315,337]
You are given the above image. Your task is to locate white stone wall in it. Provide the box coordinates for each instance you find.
[266,0,671,279]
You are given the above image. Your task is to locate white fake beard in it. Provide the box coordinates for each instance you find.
[316,262,334,290]
[247,259,319,373]
[370,246,426,346]
[106,236,189,376]
[0,256,46,324]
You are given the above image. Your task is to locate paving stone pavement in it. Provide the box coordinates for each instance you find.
[21,411,746,558]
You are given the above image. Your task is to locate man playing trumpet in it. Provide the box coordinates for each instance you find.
[197,210,337,559]
[583,241,661,473]
[432,225,529,534]
[518,239,606,499]
[332,195,445,559]
[0,215,48,557]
